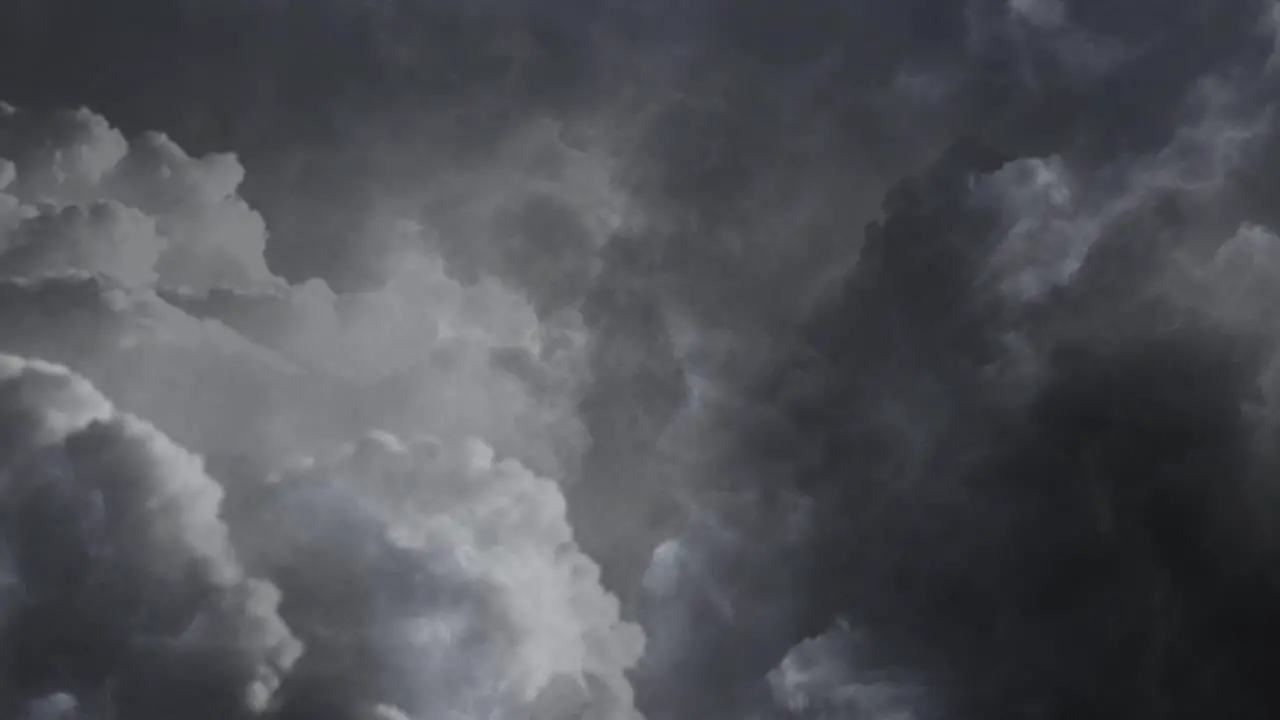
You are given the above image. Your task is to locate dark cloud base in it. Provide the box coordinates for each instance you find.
[607,0,1280,716]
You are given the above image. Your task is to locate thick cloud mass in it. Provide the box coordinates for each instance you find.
[0,99,640,718]
[0,103,590,478]
[5,1,1280,719]
[240,433,643,720]
[0,355,300,719]
[702,4,1280,718]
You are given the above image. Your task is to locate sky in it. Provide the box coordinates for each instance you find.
[2,0,1280,718]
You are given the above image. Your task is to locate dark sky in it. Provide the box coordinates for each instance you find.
[4,1,1280,719]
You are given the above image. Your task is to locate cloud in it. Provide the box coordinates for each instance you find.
[19,693,78,720]
[0,103,276,291]
[0,103,589,479]
[0,354,301,719]
[0,100,641,720]
[1180,223,1280,328]
[698,6,1280,717]
[160,251,591,479]
[766,624,921,720]
[0,201,164,287]
[1007,0,1067,29]
[0,270,322,465]
[237,431,644,719]
[975,75,1272,303]
[4,2,1280,719]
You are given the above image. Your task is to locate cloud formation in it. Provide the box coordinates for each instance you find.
[0,103,591,478]
[4,1,1280,719]
[0,355,300,719]
[242,432,644,720]
[699,4,1280,718]
[0,100,643,719]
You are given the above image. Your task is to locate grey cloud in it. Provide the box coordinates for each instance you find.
[4,2,1280,720]
[695,6,1280,718]
[767,625,922,720]
[0,99,641,719]
[0,355,301,719]
[974,74,1272,303]
[232,432,644,720]
[0,201,164,287]
[0,104,276,290]
[0,104,588,478]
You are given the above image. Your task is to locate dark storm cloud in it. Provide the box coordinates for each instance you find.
[651,2,1280,718]
[572,0,1277,622]
[5,1,1280,719]
[224,433,643,720]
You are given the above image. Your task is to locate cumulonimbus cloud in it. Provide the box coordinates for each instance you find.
[5,1,1280,719]
[0,100,644,720]
[0,354,301,719]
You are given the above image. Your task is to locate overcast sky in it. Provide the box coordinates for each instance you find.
[3,1,1280,719]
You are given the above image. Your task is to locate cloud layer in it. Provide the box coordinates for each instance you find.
[0,100,643,719]
[4,1,1280,719]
